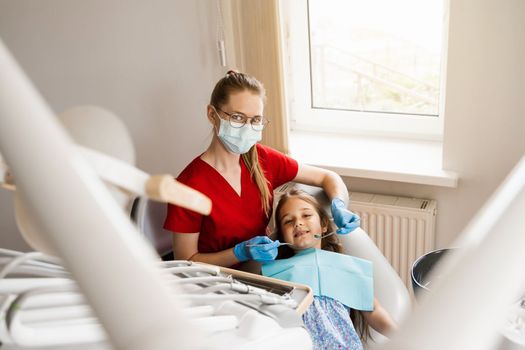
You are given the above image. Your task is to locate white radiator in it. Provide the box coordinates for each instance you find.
[349,192,437,293]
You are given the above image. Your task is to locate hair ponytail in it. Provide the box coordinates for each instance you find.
[242,146,272,216]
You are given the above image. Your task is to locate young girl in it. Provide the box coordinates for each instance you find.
[263,188,396,350]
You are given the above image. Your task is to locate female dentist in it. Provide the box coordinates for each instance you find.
[164,71,360,268]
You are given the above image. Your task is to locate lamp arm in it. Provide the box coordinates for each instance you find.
[1,146,211,215]
[79,146,211,215]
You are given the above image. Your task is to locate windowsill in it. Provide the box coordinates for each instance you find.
[289,131,458,188]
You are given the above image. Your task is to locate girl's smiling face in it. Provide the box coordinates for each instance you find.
[278,197,328,250]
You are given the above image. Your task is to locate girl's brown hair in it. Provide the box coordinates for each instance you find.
[273,188,372,343]
[210,70,271,215]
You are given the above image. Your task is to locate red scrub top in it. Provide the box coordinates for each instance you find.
[164,144,298,254]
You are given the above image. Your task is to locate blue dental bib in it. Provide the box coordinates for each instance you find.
[262,248,374,311]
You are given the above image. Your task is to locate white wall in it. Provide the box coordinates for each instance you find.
[0,0,223,250]
[0,0,524,252]
[344,0,525,247]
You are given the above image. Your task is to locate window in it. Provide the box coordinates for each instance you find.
[281,0,448,140]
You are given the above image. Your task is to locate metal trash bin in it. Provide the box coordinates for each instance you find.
[411,248,453,299]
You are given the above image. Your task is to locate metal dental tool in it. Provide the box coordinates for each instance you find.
[247,231,337,248]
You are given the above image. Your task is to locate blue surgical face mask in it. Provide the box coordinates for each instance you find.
[217,117,262,154]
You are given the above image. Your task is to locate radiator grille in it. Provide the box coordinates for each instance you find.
[349,192,437,294]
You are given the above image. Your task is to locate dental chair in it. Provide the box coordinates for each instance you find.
[131,182,411,347]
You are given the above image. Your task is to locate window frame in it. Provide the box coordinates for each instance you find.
[280,0,449,141]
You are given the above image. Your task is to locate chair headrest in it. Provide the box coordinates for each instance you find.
[131,197,172,258]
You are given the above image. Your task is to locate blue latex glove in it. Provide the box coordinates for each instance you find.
[233,236,280,262]
[331,198,361,234]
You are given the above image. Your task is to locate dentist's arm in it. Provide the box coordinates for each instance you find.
[172,232,238,267]
[294,164,360,234]
[172,232,279,267]
[293,164,349,204]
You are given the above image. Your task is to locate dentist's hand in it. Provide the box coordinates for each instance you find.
[331,198,360,234]
[233,236,280,262]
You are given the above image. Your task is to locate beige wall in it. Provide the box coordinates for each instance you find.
[1,0,524,252]
[0,0,223,250]
[344,0,525,247]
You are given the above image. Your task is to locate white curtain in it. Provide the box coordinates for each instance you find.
[222,0,290,154]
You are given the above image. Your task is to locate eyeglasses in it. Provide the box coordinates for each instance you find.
[215,107,270,131]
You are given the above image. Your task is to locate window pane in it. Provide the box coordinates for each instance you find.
[309,0,444,116]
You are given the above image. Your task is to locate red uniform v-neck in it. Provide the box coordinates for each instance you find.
[164,144,298,255]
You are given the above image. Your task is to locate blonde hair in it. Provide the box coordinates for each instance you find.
[273,188,372,342]
[210,70,271,215]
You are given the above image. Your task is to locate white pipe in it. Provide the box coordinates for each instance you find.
[164,265,221,275]
[0,38,204,349]
[79,146,211,214]
[167,276,233,285]
[0,251,58,278]
[178,293,298,308]
[0,278,74,294]
[18,292,86,309]
[18,305,94,323]
[0,265,69,278]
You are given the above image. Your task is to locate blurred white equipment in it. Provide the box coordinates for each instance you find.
[0,248,313,349]
[382,155,525,350]
[0,36,205,349]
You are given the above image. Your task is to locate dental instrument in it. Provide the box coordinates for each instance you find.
[314,231,336,239]
[247,231,337,248]
[246,241,295,248]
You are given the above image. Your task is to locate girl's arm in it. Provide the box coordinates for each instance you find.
[363,298,398,336]
[172,232,239,267]
[293,164,350,204]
